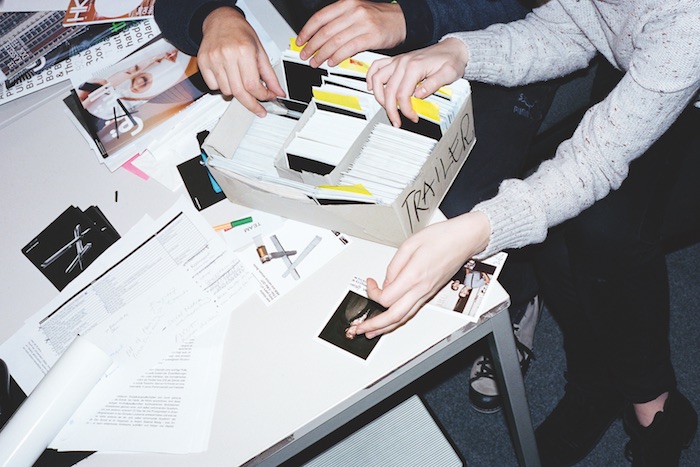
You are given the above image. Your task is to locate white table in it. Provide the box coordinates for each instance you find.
[0,8,539,466]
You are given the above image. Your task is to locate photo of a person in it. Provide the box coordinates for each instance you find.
[72,37,209,157]
[463,259,489,291]
[319,290,386,360]
[453,284,471,313]
[430,258,496,316]
[77,40,196,121]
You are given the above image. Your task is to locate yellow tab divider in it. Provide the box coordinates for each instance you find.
[313,89,363,111]
[337,57,370,74]
[409,97,440,122]
[317,184,373,196]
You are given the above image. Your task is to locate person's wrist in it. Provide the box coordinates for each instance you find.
[441,37,469,70]
[453,211,491,257]
[202,5,245,35]
[471,211,491,253]
[383,3,407,48]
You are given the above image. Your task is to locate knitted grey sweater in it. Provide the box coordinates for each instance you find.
[444,0,700,257]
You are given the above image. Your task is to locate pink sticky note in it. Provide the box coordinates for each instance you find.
[121,154,149,180]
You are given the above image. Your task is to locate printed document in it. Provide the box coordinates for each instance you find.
[0,197,256,453]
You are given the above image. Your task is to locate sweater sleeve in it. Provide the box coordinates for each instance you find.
[154,0,240,56]
[471,4,700,257]
[444,0,597,86]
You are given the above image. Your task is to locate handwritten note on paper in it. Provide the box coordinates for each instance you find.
[399,108,474,233]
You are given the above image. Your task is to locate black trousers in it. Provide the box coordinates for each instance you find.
[441,80,558,309]
[534,102,700,403]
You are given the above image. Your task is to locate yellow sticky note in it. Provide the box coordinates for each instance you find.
[410,97,440,122]
[313,89,363,111]
[317,184,373,196]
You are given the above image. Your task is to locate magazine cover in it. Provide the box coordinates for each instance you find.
[3,19,134,89]
[0,11,87,83]
[71,37,208,161]
[63,0,155,26]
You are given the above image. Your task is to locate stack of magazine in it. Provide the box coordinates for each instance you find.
[0,1,156,104]
[64,35,213,171]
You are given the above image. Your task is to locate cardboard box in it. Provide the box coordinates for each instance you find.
[203,88,475,247]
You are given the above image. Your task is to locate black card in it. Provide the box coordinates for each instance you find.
[22,206,119,290]
[177,154,226,211]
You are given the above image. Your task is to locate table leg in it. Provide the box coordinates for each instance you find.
[487,309,541,466]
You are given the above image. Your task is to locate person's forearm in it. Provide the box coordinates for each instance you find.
[473,78,697,257]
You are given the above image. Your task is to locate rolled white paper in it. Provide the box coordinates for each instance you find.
[0,335,112,467]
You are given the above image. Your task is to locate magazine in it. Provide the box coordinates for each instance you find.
[427,252,508,322]
[63,0,155,26]
[1,18,159,105]
[0,11,87,83]
[69,36,208,169]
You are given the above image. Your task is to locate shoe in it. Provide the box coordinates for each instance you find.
[535,379,625,466]
[468,296,541,413]
[623,389,697,466]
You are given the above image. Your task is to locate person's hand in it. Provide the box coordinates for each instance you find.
[366,38,468,127]
[198,7,285,117]
[357,211,491,339]
[296,0,406,68]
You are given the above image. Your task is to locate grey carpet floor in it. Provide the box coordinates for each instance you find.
[420,241,700,466]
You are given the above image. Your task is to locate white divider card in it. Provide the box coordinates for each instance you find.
[286,109,368,171]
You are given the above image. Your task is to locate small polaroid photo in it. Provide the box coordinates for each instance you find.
[318,288,387,360]
[428,252,508,322]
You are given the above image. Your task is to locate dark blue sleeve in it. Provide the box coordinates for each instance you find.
[154,0,241,56]
[396,0,531,49]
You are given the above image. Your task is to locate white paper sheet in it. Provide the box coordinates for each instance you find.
[0,197,256,453]
[50,316,228,453]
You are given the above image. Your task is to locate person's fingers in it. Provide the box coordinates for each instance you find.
[199,66,223,93]
[300,11,350,64]
[378,62,408,127]
[309,26,359,68]
[296,1,349,56]
[366,57,392,93]
[358,291,425,338]
[257,53,286,98]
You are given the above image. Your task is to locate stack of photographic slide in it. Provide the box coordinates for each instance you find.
[337,123,437,204]
[210,44,472,205]
[427,79,471,132]
[207,112,381,204]
[285,107,368,175]
[213,113,297,182]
